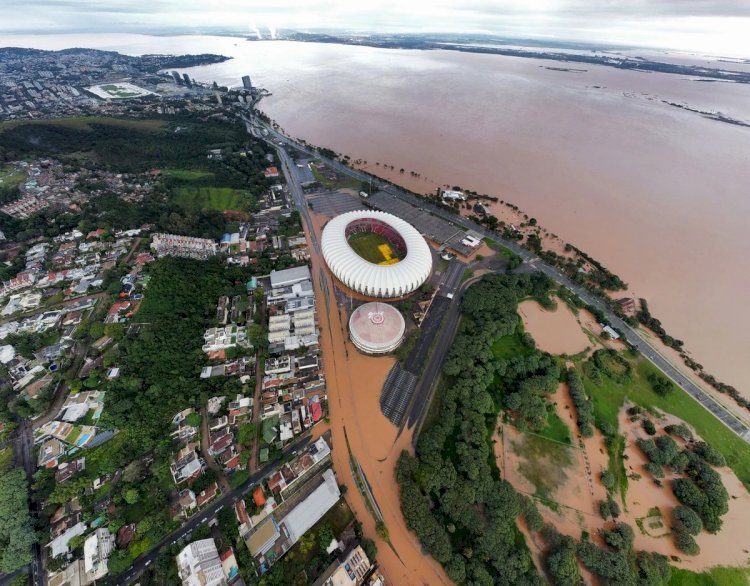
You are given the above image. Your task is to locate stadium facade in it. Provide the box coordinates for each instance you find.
[321,211,432,298]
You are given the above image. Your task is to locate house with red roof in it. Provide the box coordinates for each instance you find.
[106,300,131,324]
[196,482,219,507]
[252,486,266,508]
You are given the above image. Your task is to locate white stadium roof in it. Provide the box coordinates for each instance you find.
[321,210,432,298]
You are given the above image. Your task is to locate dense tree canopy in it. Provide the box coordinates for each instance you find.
[0,469,36,573]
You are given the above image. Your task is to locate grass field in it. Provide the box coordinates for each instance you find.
[581,354,750,486]
[0,164,27,189]
[0,447,14,473]
[162,168,215,181]
[347,232,402,264]
[172,186,251,212]
[537,411,573,445]
[669,565,750,586]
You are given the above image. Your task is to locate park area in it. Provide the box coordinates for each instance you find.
[347,232,403,265]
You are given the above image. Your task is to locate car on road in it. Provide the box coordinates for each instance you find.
[440,251,455,261]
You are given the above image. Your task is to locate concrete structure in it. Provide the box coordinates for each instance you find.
[270,265,311,289]
[242,75,253,90]
[176,539,227,586]
[48,522,86,558]
[348,302,405,354]
[321,211,432,298]
[83,528,115,580]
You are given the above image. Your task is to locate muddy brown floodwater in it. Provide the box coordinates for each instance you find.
[303,210,452,585]
[6,33,750,396]
[518,299,591,356]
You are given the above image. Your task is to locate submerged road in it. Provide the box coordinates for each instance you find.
[249,115,750,445]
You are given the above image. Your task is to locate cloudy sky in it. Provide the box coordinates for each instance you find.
[1,0,749,57]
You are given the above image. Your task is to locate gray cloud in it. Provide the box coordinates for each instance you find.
[0,1,748,56]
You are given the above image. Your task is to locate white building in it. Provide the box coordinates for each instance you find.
[270,265,311,289]
[48,522,86,558]
[202,326,249,353]
[176,539,228,586]
[0,344,16,365]
[441,189,466,201]
[83,528,115,581]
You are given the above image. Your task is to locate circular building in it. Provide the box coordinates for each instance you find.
[321,210,432,298]
[349,302,406,354]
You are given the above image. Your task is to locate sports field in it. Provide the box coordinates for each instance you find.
[87,82,153,99]
[348,232,403,264]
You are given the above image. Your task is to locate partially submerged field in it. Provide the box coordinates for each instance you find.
[410,272,750,584]
[517,297,750,577]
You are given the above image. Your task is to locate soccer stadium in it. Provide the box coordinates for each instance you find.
[349,302,406,354]
[321,210,432,298]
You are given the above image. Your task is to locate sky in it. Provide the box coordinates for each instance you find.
[1,0,749,58]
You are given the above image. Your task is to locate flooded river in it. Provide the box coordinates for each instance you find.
[3,33,750,395]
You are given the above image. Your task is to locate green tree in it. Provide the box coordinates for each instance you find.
[123,488,140,504]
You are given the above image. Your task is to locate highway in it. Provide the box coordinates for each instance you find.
[112,433,316,585]
[249,115,750,445]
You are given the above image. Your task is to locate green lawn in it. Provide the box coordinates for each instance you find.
[491,326,533,361]
[162,168,215,181]
[581,354,750,486]
[669,565,750,586]
[347,232,402,264]
[172,186,252,211]
[537,411,572,445]
[0,164,27,189]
